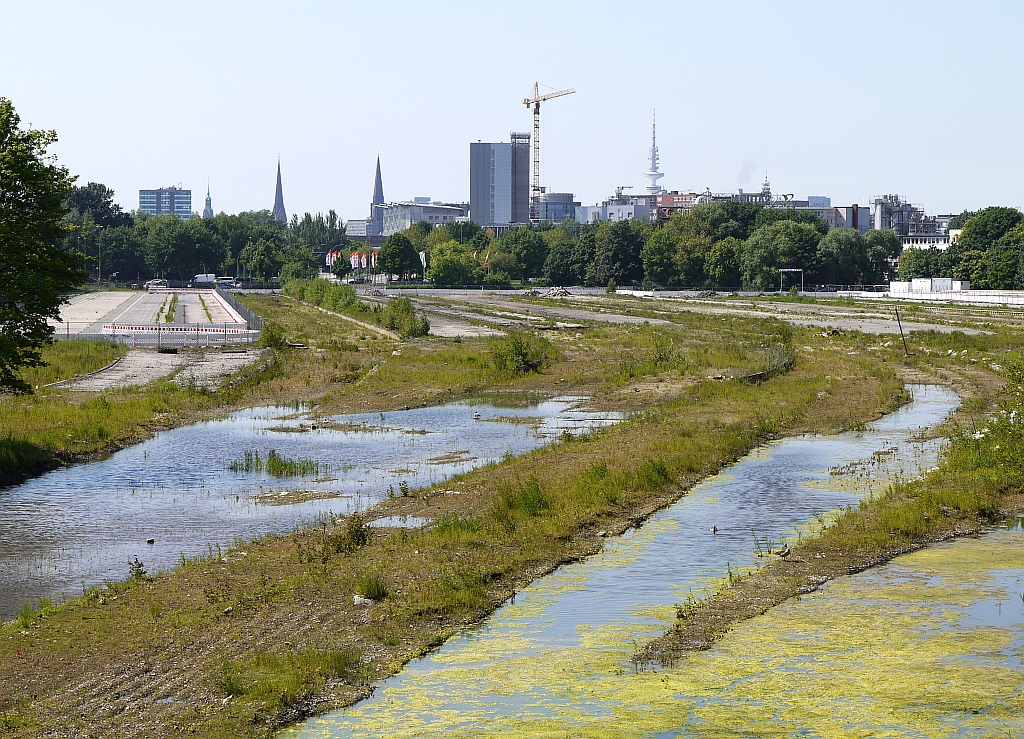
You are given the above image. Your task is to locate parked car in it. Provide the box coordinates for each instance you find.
[144,279,168,289]
[216,277,235,288]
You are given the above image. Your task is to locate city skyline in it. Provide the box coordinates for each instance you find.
[3,1,1022,219]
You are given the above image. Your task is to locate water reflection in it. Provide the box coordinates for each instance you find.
[282,384,961,738]
[0,397,620,617]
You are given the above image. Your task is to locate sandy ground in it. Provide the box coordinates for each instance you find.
[52,348,263,391]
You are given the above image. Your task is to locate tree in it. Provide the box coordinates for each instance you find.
[426,240,475,286]
[981,232,1022,289]
[65,182,132,229]
[754,206,829,236]
[640,228,678,286]
[280,247,320,283]
[706,237,743,288]
[947,209,977,231]
[589,220,645,286]
[543,229,594,286]
[741,221,822,290]
[241,238,283,283]
[674,233,713,287]
[498,227,548,279]
[949,207,1023,264]
[379,233,421,280]
[815,229,866,285]
[0,97,85,393]
[864,229,902,283]
[898,246,951,281]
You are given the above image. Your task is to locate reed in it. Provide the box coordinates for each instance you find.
[227,449,324,477]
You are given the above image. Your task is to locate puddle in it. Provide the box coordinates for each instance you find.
[280,385,965,738]
[0,397,620,618]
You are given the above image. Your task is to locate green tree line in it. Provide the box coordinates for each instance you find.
[898,206,1024,289]
[62,182,352,284]
[386,202,902,289]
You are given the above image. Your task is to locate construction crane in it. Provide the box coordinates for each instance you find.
[523,82,575,221]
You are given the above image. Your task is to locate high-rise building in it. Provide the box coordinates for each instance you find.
[469,133,530,227]
[202,182,213,219]
[139,187,191,219]
[272,159,287,223]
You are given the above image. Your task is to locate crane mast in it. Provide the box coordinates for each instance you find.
[522,82,574,221]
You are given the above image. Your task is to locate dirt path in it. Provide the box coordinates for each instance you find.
[51,348,263,391]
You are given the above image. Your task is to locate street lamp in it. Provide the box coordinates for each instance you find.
[96,225,105,282]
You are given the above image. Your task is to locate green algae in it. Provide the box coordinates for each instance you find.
[285,529,1024,738]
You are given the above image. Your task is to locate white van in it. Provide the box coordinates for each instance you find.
[193,273,217,288]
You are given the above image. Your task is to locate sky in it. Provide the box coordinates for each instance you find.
[3,1,1023,220]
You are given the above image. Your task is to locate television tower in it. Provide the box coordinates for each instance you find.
[644,111,664,194]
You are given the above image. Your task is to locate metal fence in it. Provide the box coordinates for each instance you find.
[216,287,263,331]
[50,322,260,348]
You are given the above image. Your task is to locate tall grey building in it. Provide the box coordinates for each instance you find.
[469,133,530,227]
[139,187,191,219]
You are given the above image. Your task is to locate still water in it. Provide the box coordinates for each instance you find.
[0,397,620,617]
[282,384,965,738]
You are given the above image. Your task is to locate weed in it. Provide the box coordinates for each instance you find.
[355,572,389,601]
[165,293,178,323]
[128,556,147,581]
[16,603,34,629]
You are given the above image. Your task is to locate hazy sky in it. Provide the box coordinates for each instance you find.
[3,1,1022,220]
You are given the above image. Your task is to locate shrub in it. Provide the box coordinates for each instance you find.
[330,513,371,554]
[371,297,430,338]
[258,321,285,348]
[490,331,553,374]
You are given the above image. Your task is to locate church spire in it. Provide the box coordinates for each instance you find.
[372,155,384,207]
[202,180,213,219]
[272,158,287,222]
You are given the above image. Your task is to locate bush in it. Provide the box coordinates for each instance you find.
[371,297,430,338]
[329,513,371,554]
[606,278,617,293]
[258,321,285,348]
[283,278,357,311]
[490,331,553,374]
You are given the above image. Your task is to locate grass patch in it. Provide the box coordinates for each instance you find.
[228,449,324,477]
[15,339,125,388]
[165,293,178,323]
[197,294,214,322]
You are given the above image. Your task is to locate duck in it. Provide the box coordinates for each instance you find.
[709,525,718,534]
[776,544,791,559]
[473,411,481,420]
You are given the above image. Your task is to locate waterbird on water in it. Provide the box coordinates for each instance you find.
[709,525,718,534]
[473,412,481,420]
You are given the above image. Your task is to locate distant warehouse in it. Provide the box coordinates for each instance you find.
[139,186,191,219]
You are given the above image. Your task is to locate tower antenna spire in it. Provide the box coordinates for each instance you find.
[644,109,664,194]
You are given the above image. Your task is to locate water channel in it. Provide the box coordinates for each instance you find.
[0,397,621,618]
[282,384,973,738]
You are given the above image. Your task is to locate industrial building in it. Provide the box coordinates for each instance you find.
[138,187,191,219]
[469,134,531,227]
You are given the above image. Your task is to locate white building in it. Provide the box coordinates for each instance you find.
[381,199,467,236]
